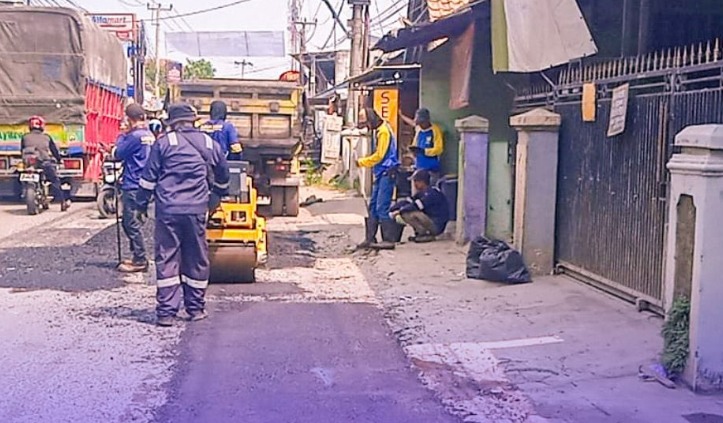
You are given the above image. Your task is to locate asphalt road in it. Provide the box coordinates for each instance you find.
[0,193,461,423]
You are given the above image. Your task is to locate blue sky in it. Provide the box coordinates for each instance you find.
[74,0,407,79]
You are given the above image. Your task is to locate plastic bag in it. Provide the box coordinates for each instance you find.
[466,237,532,284]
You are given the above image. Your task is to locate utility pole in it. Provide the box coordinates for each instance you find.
[347,0,370,126]
[234,60,253,78]
[293,18,317,94]
[147,2,173,98]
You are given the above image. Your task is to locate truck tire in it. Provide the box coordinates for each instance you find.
[284,186,299,217]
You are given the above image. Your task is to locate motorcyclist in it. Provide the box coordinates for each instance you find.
[20,116,71,211]
[200,100,243,160]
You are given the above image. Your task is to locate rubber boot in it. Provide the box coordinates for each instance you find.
[356,216,379,250]
[372,220,397,250]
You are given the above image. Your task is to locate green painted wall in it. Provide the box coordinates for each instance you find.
[420,24,515,241]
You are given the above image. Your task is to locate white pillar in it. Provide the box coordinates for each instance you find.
[455,116,490,245]
[666,125,723,392]
[510,108,561,276]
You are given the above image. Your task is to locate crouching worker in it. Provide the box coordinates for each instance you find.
[390,169,449,243]
[135,104,230,327]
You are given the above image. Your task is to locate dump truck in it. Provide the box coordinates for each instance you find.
[172,79,303,217]
[0,7,127,198]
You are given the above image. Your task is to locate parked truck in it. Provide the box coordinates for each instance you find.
[172,78,303,217]
[0,7,127,198]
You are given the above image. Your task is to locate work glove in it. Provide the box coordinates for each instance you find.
[208,192,222,212]
[394,214,405,226]
[229,143,243,154]
[132,208,148,225]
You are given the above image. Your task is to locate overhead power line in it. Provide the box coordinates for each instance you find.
[157,0,253,21]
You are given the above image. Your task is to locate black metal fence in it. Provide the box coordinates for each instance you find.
[513,41,723,307]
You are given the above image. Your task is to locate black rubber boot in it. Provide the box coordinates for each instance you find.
[356,216,379,250]
[372,220,398,250]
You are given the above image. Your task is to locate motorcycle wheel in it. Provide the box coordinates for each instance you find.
[96,186,119,219]
[25,185,39,216]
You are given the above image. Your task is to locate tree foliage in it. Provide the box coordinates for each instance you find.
[183,59,216,80]
[144,59,168,95]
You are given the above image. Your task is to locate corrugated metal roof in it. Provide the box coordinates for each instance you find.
[427,0,471,21]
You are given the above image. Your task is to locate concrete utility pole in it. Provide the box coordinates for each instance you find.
[293,18,317,94]
[347,0,370,126]
[148,2,173,98]
[234,60,253,78]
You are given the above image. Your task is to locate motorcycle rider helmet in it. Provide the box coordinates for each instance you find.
[28,115,45,131]
[149,119,163,134]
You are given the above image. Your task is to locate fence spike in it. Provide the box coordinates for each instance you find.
[605,61,612,78]
[653,51,659,71]
[668,48,674,68]
[715,39,721,61]
[618,57,624,75]
[682,46,688,66]
[705,41,712,63]
[673,47,680,67]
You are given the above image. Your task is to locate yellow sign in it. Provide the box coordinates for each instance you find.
[582,83,596,122]
[373,88,399,138]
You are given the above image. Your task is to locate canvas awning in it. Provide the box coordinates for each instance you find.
[374,0,598,74]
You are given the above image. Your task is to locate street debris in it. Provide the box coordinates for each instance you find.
[466,237,532,284]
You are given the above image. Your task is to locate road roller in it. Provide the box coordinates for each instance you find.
[207,161,268,283]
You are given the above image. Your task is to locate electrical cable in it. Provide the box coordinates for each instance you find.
[156,0,253,21]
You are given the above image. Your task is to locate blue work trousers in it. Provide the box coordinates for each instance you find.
[121,189,146,264]
[369,172,395,221]
[155,213,209,318]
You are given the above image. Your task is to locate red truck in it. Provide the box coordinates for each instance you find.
[0,6,128,198]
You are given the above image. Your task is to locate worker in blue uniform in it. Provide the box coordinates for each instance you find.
[136,103,230,327]
[114,104,155,273]
[200,100,243,160]
[356,106,400,250]
[390,169,450,243]
[400,108,444,194]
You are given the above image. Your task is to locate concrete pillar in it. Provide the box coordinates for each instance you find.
[510,108,562,276]
[455,115,489,244]
[666,125,723,392]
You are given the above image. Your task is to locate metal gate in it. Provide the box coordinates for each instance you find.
[513,42,723,308]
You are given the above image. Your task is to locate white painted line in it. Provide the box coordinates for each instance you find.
[450,336,564,351]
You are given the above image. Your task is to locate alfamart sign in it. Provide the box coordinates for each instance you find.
[88,13,136,41]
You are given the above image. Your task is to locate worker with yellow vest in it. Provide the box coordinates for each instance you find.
[400,108,444,193]
[356,106,400,250]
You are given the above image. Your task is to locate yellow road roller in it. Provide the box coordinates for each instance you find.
[207,161,268,283]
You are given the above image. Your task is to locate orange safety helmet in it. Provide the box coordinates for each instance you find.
[28,115,45,131]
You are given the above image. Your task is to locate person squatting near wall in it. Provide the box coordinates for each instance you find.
[135,103,230,327]
[356,106,400,251]
[390,169,450,243]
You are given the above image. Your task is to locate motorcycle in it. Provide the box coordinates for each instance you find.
[17,152,71,215]
[97,154,124,219]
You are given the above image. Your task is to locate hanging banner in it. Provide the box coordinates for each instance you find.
[166,61,183,84]
[373,88,399,138]
[607,83,630,137]
[321,115,343,164]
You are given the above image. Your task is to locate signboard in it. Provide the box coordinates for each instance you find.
[88,14,136,41]
[373,88,399,138]
[321,115,344,164]
[582,82,596,122]
[607,83,629,137]
[279,70,300,83]
[166,61,183,84]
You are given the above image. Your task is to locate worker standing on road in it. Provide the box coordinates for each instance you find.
[201,100,243,160]
[356,106,400,250]
[400,108,444,194]
[136,103,230,327]
[114,104,155,273]
[21,116,71,212]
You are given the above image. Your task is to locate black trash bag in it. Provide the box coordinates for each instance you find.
[466,237,532,284]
